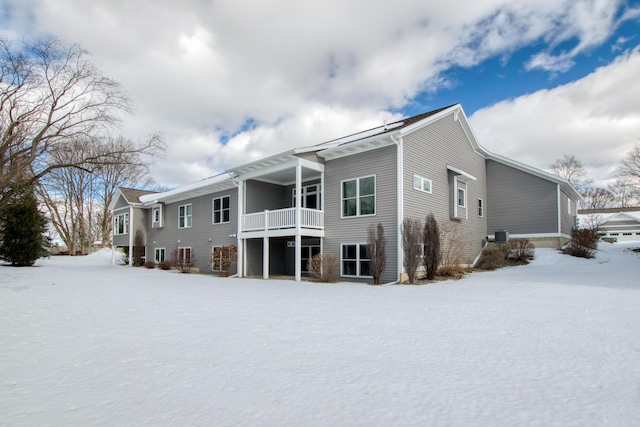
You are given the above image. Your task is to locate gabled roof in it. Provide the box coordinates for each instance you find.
[120,188,158,203]
[138,173,236,205]
[108,187,158,211]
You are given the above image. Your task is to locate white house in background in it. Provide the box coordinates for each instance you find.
[578,207,640,242]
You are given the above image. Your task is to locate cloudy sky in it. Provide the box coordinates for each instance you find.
[2,0,640,188]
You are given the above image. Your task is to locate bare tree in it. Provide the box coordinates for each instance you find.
[580,187,615,210]
[0,38,163,200]
[423,213,440,280]
[549,154,590,189]
[401,217,422,284]
[619,142,640,183]
[608,177,639,208]
[367,223,386,285]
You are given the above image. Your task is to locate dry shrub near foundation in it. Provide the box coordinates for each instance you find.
[308,253,339,283]
[505,239,534,264]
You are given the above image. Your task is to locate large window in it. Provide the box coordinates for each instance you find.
[213,196,230,224]
[154,248,166,263]
[413,175,432,194]
[179,204,192,228]
[342,176,375,217]
[178,247,192,264]
[341,244,371,277]
[114,212,129,235]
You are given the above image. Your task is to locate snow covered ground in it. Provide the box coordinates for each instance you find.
[1,243,640,426]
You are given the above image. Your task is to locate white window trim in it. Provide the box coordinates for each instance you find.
[178,247,192,263]
[152,206,163,227]
[212,195,231,225]
[292,184,322,209]
[114,212,129,235]
[340,243,372,278]
[341,175,376,218]
[154,248,166,263]
[413,174,432,194]
[478,198,484,218]
[178,204,192,229]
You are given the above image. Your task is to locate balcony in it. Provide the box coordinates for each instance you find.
[241,207,324,233]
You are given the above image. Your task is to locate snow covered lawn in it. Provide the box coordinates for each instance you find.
[2,244,640,426]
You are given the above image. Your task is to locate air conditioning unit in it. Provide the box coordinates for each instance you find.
[495,230,509,244]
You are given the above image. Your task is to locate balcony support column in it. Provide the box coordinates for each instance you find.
[263,236,269,280]
[295,162,302,282]
[236,178,244,278]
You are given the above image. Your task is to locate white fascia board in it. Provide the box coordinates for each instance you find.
[447,165,477,181]
[139,173,234,205]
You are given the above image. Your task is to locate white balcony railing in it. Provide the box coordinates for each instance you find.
[241,207,324,232]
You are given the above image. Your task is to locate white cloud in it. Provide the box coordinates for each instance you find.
[2,0,635,187]
[471,47,640,187]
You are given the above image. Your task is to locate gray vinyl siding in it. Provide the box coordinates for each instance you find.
[245,180,288,213]
[147,190,238,273]
[486,160,558,235]
[113,194,129,210]
[323,145,398,283]
[560,190,576,236]
[131,208,148,245]
[403,113,488,264]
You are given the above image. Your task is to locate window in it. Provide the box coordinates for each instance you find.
[293,184,321,209]
[178,247,192,264]
[413,175,432,194]
[342,176,375,217]
[153,207,160,223]
[341,244,371,277]
[211,246,223,271]
[478,198,484,217]
[213,196,230,224]
[179,204,192,228]
[457,187,466,208]
[154,248,166,263]
[114,212,129,235]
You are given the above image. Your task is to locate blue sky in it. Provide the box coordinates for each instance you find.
[2,0,640,188]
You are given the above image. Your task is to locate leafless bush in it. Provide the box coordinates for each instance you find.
[211,245,238,276]
[423,213,441,280]
[308,253,339,283]
[157,261,172,270]
[170,248,196,273]
[367,223,386,285]
[143,261,156,269]
[475,246,506,270]
[401,218,422,284]
[562,228,598,259]
[438,222,466,276]
[505,239,535,264]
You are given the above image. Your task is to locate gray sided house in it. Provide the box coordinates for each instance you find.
[110,104,581,282]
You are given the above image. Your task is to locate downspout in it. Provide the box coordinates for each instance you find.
[128,205,133,266]
[390,134,403,283]
[556,184,561,236]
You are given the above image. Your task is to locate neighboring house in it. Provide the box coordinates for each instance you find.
[578,207,640,242]
[110,104,581,282]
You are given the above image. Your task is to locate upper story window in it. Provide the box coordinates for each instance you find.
[342,176,375,217]
[457,187,466,208]
[413,175,432,194]
[478,198,484,217]
[114,212,129,235]
[178,204,192,228]
[213,196,230,224]
[293,184,321,209]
